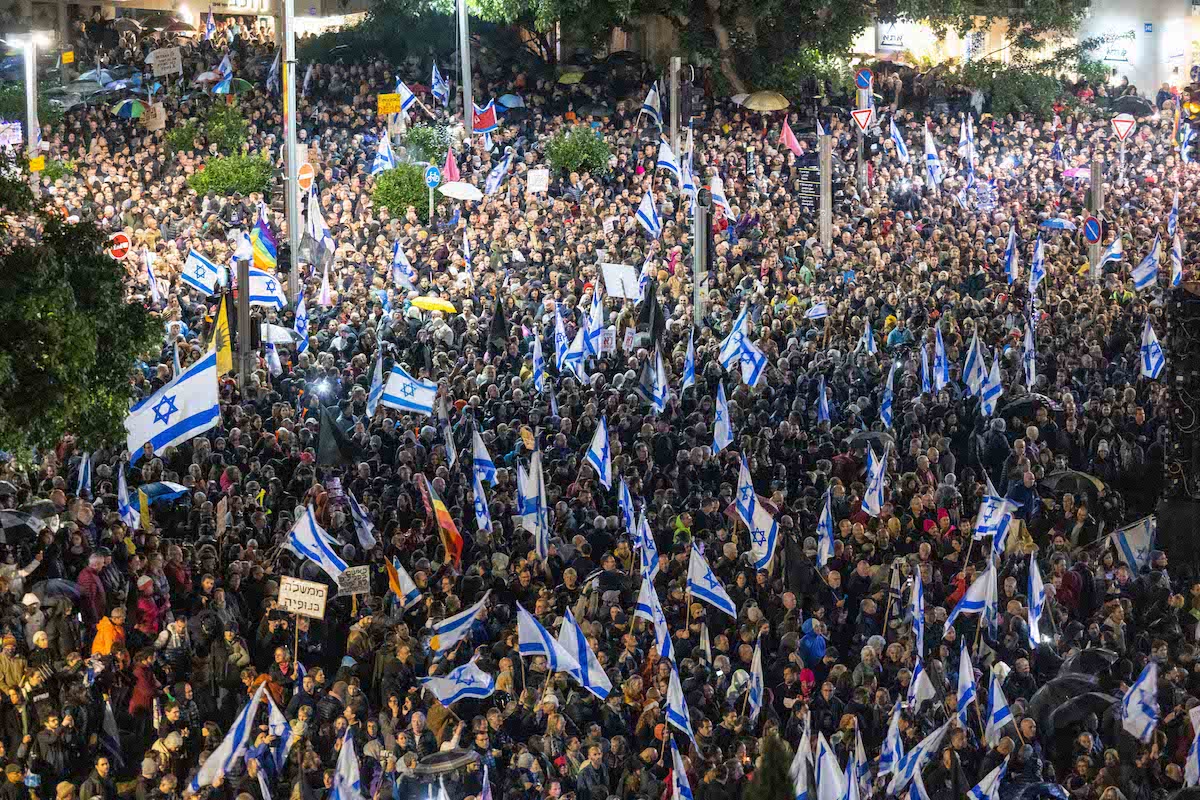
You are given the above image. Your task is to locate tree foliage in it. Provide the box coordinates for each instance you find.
[546,125,611,175]
[404,124,450,164]
[166,121,201,155]
[187,154,272,196]
[202,101,249,155]
[374,163,439,222]
[745,734,793,800]
[0,217,158,453]
[0,84,64,128]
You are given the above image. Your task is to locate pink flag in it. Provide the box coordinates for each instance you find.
[780,116,804,157]
[444,145,461,182]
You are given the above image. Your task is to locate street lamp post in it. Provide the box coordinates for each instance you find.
[456,0,472,139]
[283,0,300,301]
[10,31,50,193]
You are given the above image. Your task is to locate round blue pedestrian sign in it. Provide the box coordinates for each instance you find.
[855,68,873,90]
[424,165,441,188]
[1083,215,1101,244]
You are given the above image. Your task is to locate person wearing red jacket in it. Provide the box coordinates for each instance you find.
[76,554,107,633]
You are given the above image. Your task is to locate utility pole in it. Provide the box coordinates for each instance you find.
[1089,160,1104,283]
[669,55,681,157]
[18,32,47,194]
[456,0,472,138]
[693,187,711,329]
[819,134,832,250]
[237,259,253,392]
[283,0,301,301]
[855,88,869,199]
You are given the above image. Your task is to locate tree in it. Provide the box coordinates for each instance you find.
[545,125,612,175]
[187,154,272,196]
[0,216,158,453]
[374,163,440,222]
[745,733,793,800]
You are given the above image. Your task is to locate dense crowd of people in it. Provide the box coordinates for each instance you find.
[1,12,1197,800]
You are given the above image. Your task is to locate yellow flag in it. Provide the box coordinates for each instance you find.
[212,295,233,376]
[139,489,151,531]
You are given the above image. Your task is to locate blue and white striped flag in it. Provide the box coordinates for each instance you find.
[99,699,124,768]
[553,306,569,371]
[1098,234,1123,268]
[814,733,845,800]
[747,637,764,723]
[125,350,220,463]
[395,79,417,112]
[1028,552,1046,649]
[984,669,1013,746]
[346,490,377,552]
[1186,707,1200,787]
[1121,662,1160,742]
[370,131,396,175]
[517,602,580,673]
[890,117,910,164]
[267,696,294,774]
[76,451,91,498]
[791,724,811,799]
[666,666,695,745]
[956,645,977,728]
[967,759,1007,800]
[1108,515,1156,572]
[944,558,996,633]
[924,124,943,186]
[381,365,438,416]
[669,736,694,800]
[248,267,287,309]
[329,730,365,800]
[682,329,696,391]
[430,591,490,653]
[619,479,636,536]
[657,139,681,184]
[635,578,673,664]
[1169,189,1180,238]
[431,63,449,106]
[637,190,662,238]
[1028,236,1046,294]
[974,494,1018,541]
[205,10,215,40]
[934,325,949,391]
[962,329,986,396]
[636,510,660,581]
[816,488,835,568]
[367,343,384,418]
[284,506,348,580]
[878,703,904,778]
[816,375,830,423]
[471,471,492,535]
[806,302,829,320]
[473,429,497,486]
[920,345,932,394]
[182,249,222,295]
[863,444,887,518]
[981,355,1004,416]
[190,684,268,792]
[392,240,416,290]
[485,149,512,196]
[710,173,734,218]
[421,658,495,704]
[908,654,936,708]
[585,416,612,489]
[1132,233,1161,291]
[144,248,161,305]
[1142,318,1165,379]
[531,334,545,393]
[1004,226,1019,285]
[1023,319,1037,387]
[881,360,896,428]
[859,319,877,354]
[294,295,310,354]
[1172,232,1184,288]
[640,82,662,126]
[117,468,139,531]
[909,567,925,657]
[886,721,949,797]
[686,547,736,618]
[557,608,612,700]
[652,347,669,413]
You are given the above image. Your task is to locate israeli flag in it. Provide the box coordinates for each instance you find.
[682,328,696,391]
[1098,234,1124,268]
[422,658,497,706]
[816,375,830,423]
[944,558,996,633]
[381,365,438,416]
[390,556,423,610]
[934,326,949,390]
[687,547,736,618]
[117,468,139,530]
[637,191,663,239]
[562,327,589,382]
[370,131,397,176]
[557,608,612,700]
[1004,226,1019,285]
[859,319,877,355]
[652,347,669,413]
[710,173,734,218]
[1172,232,1184,288]
[806,301,829,320]
[293,296,310,354]
[890,117,910,164]
[881,360,896,428]
[956,645,977,728]
[635,579,674,664]
[985,669,1014,746]
[1107,515,1156,572]
[791,723,811,799]
[76,451,91,498]
[431,63,449,106]
[666,666,695,745]
[962,329,986,396]
[1023,320,1037,387]
[1169,189,1180,238]
[739,337,768,387]
[816,489,835,568]
[981,355,1004,416]
[248,267,287,309]
[736,458,779,571]
[531,334,545,393]
[1027,556,1046,652]
[190,684,268,793]
[1028,236,1046,294]
[471,429,497,486]
[669,736,694,800]
[814,733,845,800]
[1121,661,1160,742]
[553,306,570,371]
[968,759,1007,800]
[125,350,220,463]
[430,591,490,654]
[681,141,697,200]
[390,241,416,291]
[182,249,222,295]
[266,696,294,774]
[585,416,612,489]
[346,490,377,552]
[583,286,605,358]
[636,510,660,581]
[718,305,751,368]
[1133,233,1161,291]
[1142,318,1165,380]
[909,565,925,657]
[213,54,234,94]
[920,345,932,394]
[641,82,663,126]
[747,637,764,723]
[144,248,161,305]
[878,703,905,778]
[657,139,681,185]
[886,721,949,798]
[517,602,580,674]
[1184,122,1197,163]
[485,149,512,196]
[908,654,936,708]
[285,506,348,580]
[862,444,887,517]
[619,479,637,536]
[365,344,384,419]
[395,79,417,112]
[1186,707,1200,786]
[204,9,215,40]
[924,124,943,186]
[974,495,1018,540]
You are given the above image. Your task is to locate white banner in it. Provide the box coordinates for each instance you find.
[149,47,183,77]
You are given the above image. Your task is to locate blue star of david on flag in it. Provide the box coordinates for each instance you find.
[153,395,178,426]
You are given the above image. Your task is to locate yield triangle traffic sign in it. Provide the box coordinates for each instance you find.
[1111,114,1136,141]
[851,107,874,133]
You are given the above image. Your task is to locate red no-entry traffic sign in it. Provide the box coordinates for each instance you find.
[109,232,131,260]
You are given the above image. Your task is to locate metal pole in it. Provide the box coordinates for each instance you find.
[283,0,300,301]
[819,134,832,250]
[1089,160,1104,283]
[1119,140,1126,184]
[456,0,472,138]
[669,55,681,158]
[855,87,869,200]
[692,193,709,329]
[237,258,253,392]
[429,187,434,222]
[23,37,39,195]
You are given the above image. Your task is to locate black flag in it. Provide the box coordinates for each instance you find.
[638,278,666,342]
[316,405,362,466]
[487,294,509,355]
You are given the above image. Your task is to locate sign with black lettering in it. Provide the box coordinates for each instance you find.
[279,576,328,619]
[797,163,820,212]
[336,565,370,597]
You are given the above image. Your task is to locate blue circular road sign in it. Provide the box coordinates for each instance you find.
[855,68,873,90]
[424,165,442,188]
[1083,215,1101,244]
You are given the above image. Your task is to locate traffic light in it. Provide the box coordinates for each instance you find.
[278,242,292,276]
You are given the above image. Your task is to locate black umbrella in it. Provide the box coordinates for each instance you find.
[845,430,894,450]
[1047,691,1117,737]
[1040,470,1105,496]
[21,499,58,519]
[111,18,143,33]
[999,392,1061,418]
[0,511,44,543]
[0,480,16,496]
[140,12,179,29]
[32,579,81,604]
[1112,95,1155,117]
[1059,648,1119,676]
[1027,674,1099,731]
